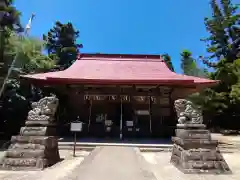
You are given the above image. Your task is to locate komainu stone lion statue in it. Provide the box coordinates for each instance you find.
[27,96,59,122]
[174,99,203,124]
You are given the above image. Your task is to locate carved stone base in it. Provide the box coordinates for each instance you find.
[0,96,60,170]
[170,124,231,174]
[0,130,60,170]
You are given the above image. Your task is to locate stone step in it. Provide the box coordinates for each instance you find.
[176,129,211,139]
[0,157,48,170]
[58,141,173,148]
[5,149,45,158]
[184,160,231,171]
[0,166,42,171]
[58,145,96,151]
[25,120,56,126]
[139,147,172,152]
[183,151,224,161]
[57,141,239,152]
[19,127,56,136]
[172,137,218,149]
[9,143,46,150]
[11,136,58,148]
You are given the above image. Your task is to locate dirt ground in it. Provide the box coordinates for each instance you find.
[141,151,240,180]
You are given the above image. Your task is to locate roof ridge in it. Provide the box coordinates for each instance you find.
[78,53,163,58]
[78,57,164,62]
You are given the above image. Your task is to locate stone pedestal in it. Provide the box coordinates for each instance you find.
[0,96,60,171]
[170,124,231,174]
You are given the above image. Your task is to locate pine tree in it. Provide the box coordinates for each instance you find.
[43,21,83,70]
[180,50,206,77]
[180,50,195,75]
[0,0,22,29]
[162,53,175,72]
[200,0,240,128]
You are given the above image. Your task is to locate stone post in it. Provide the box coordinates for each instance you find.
[170,99,231,174]
[0,96,60,170]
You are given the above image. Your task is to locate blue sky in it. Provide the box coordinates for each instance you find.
[14,0,230,73]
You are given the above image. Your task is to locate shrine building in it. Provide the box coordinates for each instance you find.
[20,53,217,139]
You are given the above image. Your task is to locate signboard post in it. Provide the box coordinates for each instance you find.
[70,120,82,157]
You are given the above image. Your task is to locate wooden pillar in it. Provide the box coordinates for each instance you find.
[119,86,123,140]
[170,88,175,119]
[87,99,93,133]
[169,88,176,136]
[120,96,123,139]
[149,95,152,134]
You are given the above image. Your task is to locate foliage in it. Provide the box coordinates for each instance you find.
[0,0,24,138]
[0,29,55,138]
[162,53,175,72]
[0,0,23,61]
[194,0,240,129]
[5,32,55,74]
[0,0,22,31]
[0,78,30,138]
[180,50,208,110]
[0,0,23,92]
[43,21,83,70]
[180,50,207,77]
[0,33,55,137]
[202,0,240,66]
[0,5,84,139]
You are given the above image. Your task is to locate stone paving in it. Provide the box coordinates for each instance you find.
[63,146,157,180]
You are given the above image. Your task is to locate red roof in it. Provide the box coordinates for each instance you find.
[21,53,217,87]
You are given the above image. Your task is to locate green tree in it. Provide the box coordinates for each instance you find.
[199,0,240,129]
[0,0,22,30]
[0,1,54,139]
[180,50,208,113]
[180,50,207,77]
[0,0,22,87]
[6,33,55,74]
[180,50,196,75]
[162,53,175,72]
[43,21,83,70]
[0,32,55,138]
